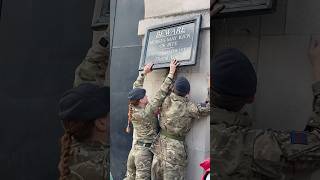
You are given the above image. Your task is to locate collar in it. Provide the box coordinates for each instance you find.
[170,92,188,102]
[211,107,253,127]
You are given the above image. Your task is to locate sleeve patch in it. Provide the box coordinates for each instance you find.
[290,131,308,145]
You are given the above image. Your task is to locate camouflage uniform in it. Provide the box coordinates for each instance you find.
[74,0,110,88]
[68,140,108,180]
[150,89,210,179]
[125,72,174,180]
[73,28,109,88]
[211,81,320,180]
[61,1,110,179]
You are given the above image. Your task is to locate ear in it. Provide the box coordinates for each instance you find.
[95,116,107,132]
[246,96,255,104]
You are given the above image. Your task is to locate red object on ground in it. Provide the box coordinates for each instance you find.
[200,158,210,180]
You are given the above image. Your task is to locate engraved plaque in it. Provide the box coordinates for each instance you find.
[139,15,201,70]
[216,0,276,17]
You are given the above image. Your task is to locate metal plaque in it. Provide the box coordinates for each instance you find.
[216,0,276,17]
[139,15,201,70]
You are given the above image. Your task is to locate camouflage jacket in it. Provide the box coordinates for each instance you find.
[73,29,109,88]
[151,89,210,166]
[68,140,108,180]
[131,72,174,143]
[211,81,320,180]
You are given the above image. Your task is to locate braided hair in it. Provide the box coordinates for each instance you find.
[58,120,95,180]
[125,100,140,133]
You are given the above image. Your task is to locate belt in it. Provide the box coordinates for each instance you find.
[160,130,184,141]
[136,141,152,147]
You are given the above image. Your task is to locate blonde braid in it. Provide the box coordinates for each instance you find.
[58,129,72,180]
[125,102,133,133]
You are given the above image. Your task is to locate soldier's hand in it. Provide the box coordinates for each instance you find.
[143,63,153,74]
[211,0,224,17]
[169,59,179,74]
[309,37,320,81]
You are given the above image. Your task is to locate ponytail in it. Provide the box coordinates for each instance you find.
[125,100,140,133]
[125,102,133,133]
[58,120,94,179]
[58,129,72,180]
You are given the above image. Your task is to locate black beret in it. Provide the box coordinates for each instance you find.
[174,77,190,96]
[59,83,110,121]
[213,48,257,97]
[128,88,146,101]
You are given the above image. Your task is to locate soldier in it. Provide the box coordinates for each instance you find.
[150,74,210,179]
[124,60,178,180]
[58,83,109,180]
[211,43,320,179]
[58,0,110,179]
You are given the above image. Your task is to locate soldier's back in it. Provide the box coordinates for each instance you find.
[160,93,196,137]
[68,140,107,180]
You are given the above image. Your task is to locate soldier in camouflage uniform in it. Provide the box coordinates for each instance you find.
[58,0,110,179]
[211,45,320,179]
[150,74,210,179]
[124,60,178,180]
[58,83,109,180]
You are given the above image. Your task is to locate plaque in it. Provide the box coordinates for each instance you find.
[216,0,276,17]
[139,15,201,70]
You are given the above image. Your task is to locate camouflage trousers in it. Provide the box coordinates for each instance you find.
[124,145,153,180]
[151,155,186,180]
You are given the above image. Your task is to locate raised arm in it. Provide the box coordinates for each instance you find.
[132,63,153,88]
[74,30,108,87]
[306,37,320,131]
[144,60,179,114]
[190,76,210,119]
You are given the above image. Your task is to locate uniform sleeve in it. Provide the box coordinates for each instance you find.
[73,31,108,87]
[189,88,210,119]
[253,82,320,177]
[305,81,320,131]
[253,129,320,177]
[132,73,145,88]
[143,72,174,117]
